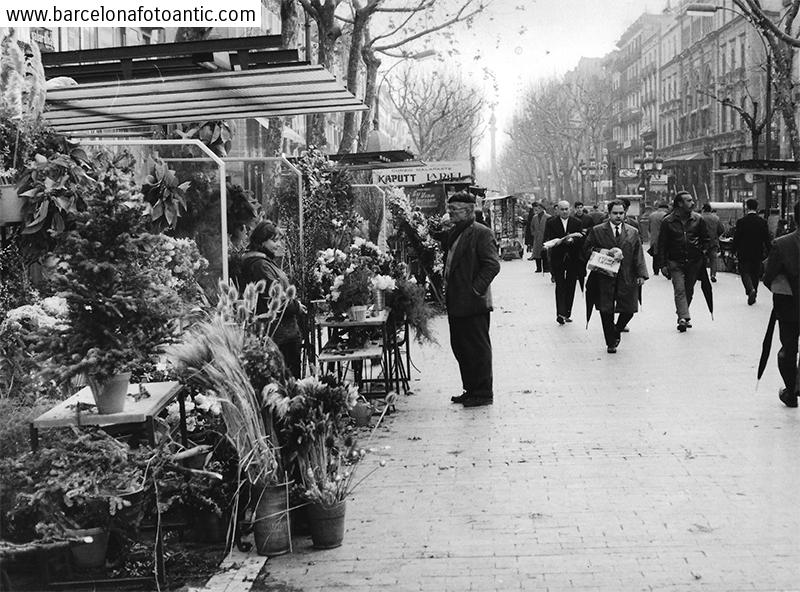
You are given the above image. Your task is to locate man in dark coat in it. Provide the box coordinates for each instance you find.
[762,201,799,408]
[648,201,670,275]
[543,200,585,324]
[584,200,649,353]
[657,191,711,332]
[444,192,501,408]
[734,198,772,305]
[525,202,549,270]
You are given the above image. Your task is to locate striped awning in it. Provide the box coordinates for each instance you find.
[44,64,366,133]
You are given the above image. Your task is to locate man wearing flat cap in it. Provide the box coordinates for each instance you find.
[443,191,501,408]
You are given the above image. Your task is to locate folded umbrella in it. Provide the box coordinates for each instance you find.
[757,309,777,381]
[698,264,714,319]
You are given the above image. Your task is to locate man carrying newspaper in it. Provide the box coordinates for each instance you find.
[583,199,649,353]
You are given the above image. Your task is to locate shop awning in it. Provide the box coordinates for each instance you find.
[713,159,800,178]
[663,152,708,163]
[44,64,367,133]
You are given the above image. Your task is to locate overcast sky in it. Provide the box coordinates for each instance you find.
[425,0,672,167]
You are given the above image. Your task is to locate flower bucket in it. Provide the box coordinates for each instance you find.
[0,184,25,226]
[347,305,368,322]
[307,500,346,549]
[373,288,386,311]
[253,485,291,557]
[64,527,110,569]
[88,372,131,415]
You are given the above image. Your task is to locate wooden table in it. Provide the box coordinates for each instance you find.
[30,381,186,450]
[314,310,403,398]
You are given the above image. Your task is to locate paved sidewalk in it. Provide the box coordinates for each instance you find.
[249,258,798,592]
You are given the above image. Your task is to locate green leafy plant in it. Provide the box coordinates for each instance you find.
[0,429,150,542]
[389,276,436,344]
[34,152,185,384]
[332,267,373,313]
[141,156,190,230]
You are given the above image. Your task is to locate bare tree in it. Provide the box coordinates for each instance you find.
[729,0,799,158]
[386,66,484,160]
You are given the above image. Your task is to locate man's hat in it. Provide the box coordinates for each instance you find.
[447,191,475,205]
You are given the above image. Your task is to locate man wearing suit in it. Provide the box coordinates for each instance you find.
[762,201,799,408]
[734,198,772,305]
[543,200,585,324]
[584,200,649,353]
[525,202,550,271]
[444,192,501,408]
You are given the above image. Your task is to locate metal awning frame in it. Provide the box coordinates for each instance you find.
[45,64,367,133]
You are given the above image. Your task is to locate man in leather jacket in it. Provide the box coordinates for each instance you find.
[657,191,711,332]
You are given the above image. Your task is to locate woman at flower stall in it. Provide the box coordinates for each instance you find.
[236,221,306,377]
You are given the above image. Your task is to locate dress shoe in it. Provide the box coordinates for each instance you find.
[677,319,688,332]
[564,317,573,323]
[686,321,692,328]
[461,396,493,407]
[779,388,798,408]
[606,345,617,354]
[618,327,629,333]
[556,315,566,325]
[451,392,468,403]
[710,276,717,283]
[747,290,756,305]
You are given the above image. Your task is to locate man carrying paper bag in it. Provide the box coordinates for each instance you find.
[583,199,649,353]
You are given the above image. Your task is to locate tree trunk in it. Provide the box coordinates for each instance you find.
[772,46,800,159]
[337,9,370,154]
[358,47,381,151]
[307,2,342,147]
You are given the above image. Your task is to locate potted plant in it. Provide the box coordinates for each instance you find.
[0,29,47,226]
[170,281,290,556]
[263,375,387,549]
[34,152,185,413]
[370,274,396,311]
[0,428,150,568]
[332,266,373,321]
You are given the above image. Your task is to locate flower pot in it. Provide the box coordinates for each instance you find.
[0,184,25,226]
[347,305,368,322]
[88,372,131,415]
[350,401,373,427]
[307,500,346,549]
[373,289,386,311]
[253,485,291,557]
[64,527,110,569]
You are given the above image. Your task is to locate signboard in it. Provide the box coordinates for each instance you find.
[407,185,446,216]
[30,28,55,51]
[649,173,668,186]
[372,161,471,186]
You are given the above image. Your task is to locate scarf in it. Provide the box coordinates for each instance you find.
[445,220,472,251]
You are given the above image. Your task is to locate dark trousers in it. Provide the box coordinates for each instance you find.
[278,339,302,378]
[448,313,493,399]
[777,320,799,394]
[738,258,762,296]
[553,265,578,318]
[600,312,634,346]
[533,257,543,272]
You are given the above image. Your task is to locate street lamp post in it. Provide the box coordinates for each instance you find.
[579,157,603,205]
[633,144,664,208]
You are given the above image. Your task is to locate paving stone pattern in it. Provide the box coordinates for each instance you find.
[252,257,799,592]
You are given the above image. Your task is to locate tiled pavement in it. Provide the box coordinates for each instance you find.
[236,256,799,592]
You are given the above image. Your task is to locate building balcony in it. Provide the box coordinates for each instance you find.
[620,106,642,123]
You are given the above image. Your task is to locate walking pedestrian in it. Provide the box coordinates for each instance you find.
[762,201,799,408]
[734,198,772,305]
[657,191,711,332]
[584,199,649,353]
[525,202,549,271]
[647,201,669,276]
[443,192,501,408]
[619,197,640,232]
[701,203,726,283]
[543,200,585,324]
[574,201,594,233]
[237,221,306,378]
